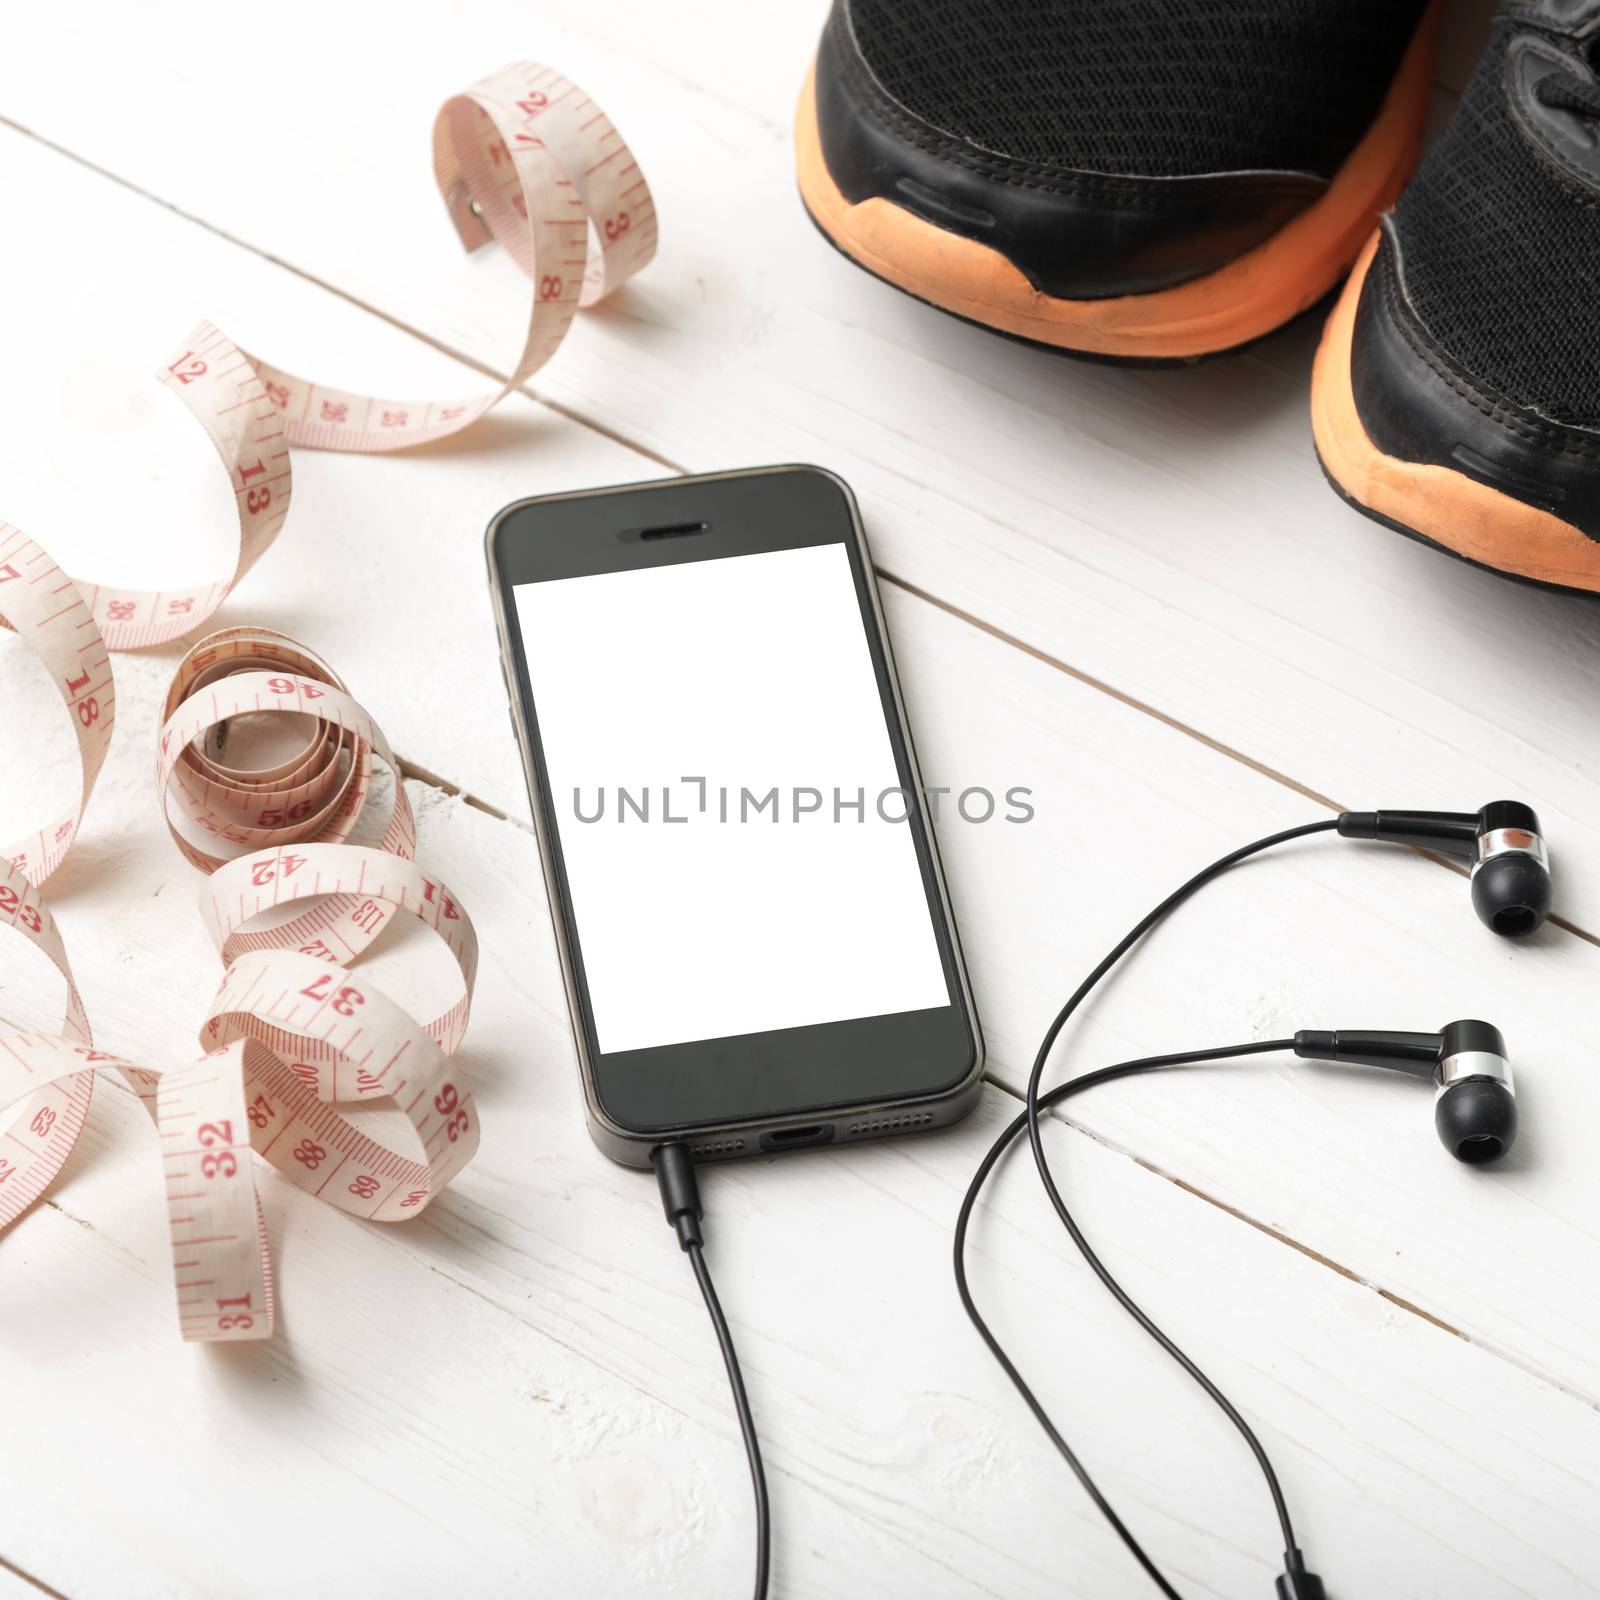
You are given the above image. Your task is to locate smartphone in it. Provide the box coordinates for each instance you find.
[485,466,983,1166]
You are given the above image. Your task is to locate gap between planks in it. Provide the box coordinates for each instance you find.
[1015,1076,1600,1419]
[7,106,1592,955]
[316,758,1600,1413]
[0,1553,73,1600]
[3,102,1594,1441]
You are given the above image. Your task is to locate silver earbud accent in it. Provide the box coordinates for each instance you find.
[1473,827,1547,877]
[1437,1050,1515,1094]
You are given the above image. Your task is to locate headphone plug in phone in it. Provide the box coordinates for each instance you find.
[651,1143,770,1599]
[1277,1548,1327,1600]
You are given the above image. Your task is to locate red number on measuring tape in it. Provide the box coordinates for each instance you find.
[215,1295,253,1333]
[250,854,306,887]
[298,974,364,1016]
[0,884,42,933]
[293,1139,326,1170]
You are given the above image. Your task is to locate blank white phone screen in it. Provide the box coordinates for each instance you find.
[513,543,950,1054]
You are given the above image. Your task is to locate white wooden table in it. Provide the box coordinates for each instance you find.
[3,3,1597,1596]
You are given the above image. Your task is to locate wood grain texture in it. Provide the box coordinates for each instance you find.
[2,128,1594,1404]
[2,0,1597,1594]
[9,0,1597,937]
[1,708,1595,1599]
[0,1561,64,1600]
[5,568,1599,1597]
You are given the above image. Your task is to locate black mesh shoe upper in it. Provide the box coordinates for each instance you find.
[1392,22,1600,428]
[843,0,1428,178]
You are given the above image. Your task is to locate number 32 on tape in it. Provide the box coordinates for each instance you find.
[1,603,481,1342]
[0,61,650,1339]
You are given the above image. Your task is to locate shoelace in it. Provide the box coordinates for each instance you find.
[1536,64,1600,120]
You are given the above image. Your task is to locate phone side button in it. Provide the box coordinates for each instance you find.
[499,660,518,743]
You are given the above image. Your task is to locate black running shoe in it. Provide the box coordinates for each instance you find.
[796,0,1439,361]
[1313,2,1600,594]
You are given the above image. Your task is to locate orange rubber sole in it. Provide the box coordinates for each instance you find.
[794,3,1440,361]
[1311,234,1600,594]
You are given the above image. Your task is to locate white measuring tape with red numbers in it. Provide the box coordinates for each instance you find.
[0,62,654,1340]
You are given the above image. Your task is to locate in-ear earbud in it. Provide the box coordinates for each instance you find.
[1292,1018,1518,1164]
[1433,1019,1518,1165]
[1469,804,1551,940]
[961,809,1543,1600]
[1335,802,1551,938]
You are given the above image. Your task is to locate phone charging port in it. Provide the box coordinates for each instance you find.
[760,1124,835,1151]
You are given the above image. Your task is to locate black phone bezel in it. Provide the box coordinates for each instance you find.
[489,466,980,1137]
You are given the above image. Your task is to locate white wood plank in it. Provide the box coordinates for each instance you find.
[0,1565,55,1600]
[886,584,1600,1408]
[1,748,1594,1600]
[1,9,1597,1592]
[9,0,1597,944]
[1,104,1597,1425]
[0,122,601,832]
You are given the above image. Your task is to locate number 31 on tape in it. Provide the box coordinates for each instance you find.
[0,60,642,1339]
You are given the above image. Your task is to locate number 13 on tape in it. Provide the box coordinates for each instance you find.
[68,62,656,652]
[0,60,651,1339]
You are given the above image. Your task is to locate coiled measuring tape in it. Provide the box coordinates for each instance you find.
[0,63,654,1339]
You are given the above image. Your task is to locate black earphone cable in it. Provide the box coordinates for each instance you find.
[653,1142,771,1600]
[686,1238,771,1599]
[650,821,1341,1599]
[956,1042,1293,1600]
[959,818,1341,1596]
